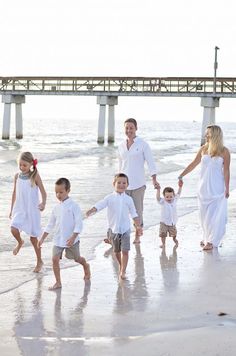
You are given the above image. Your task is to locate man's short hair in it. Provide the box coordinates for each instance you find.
[124,118,137,129]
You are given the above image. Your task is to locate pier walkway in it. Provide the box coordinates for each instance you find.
[1,76,236,142]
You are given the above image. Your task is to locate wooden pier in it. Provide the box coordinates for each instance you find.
[1,76,236,142]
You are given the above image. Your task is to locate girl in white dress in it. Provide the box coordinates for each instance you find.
[177,125,230,250]
[9,152,47,272]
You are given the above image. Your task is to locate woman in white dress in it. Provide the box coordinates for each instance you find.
[9,152,47,271]
[178,125,230,250]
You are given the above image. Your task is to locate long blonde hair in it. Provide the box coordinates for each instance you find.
[18,152,38,186]
[204,125,224,156]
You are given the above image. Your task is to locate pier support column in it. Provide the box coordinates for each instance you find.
[2,95,25,139]
[200,97,220,145]
[2,102,11,139]
[97,96,118,144]
[15,101,24,139]
[97,98,106,144]
[107,97,118,143]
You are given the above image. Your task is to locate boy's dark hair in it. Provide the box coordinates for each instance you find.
[114,173,129,185]
[124,118,137,129]
[163,187,175,195]
[55,177,71,191]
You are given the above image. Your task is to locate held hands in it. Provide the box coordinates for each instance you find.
[136,226,143,236]
[153,181,160,190]
[152,176,160,190]
[86,207,97,217]
[225,190,230,199]
[38,202,46,211]
[37,237,44,249]
[178,176,184,188]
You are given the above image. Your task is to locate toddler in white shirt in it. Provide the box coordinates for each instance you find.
[156,184,182,248]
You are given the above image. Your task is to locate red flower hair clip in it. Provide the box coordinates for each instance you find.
[33,159,38,168]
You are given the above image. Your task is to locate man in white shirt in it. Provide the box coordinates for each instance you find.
[86,173,142,280]
[38,177,90,290]
[118,118,159,243]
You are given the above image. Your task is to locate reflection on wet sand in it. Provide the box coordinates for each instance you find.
[14,276,47,355]
[114,244,148,314]
[52,281,91,354]
[159,245,179,292]
[14,277,91,355]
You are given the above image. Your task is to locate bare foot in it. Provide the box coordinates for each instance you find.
[159,244,165,248]
[104,238,112,245]
[48,283,62,291]
[13,239,24,255]
[133,239,140,244]
[119,273,127,280]
[84,263,91,280]
[200,240,205,247]
[33,261,44,273]
[203,242,213,251]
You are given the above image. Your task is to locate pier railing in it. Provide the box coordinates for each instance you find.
[1,76,236,97]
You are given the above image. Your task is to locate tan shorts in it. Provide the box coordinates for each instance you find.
[52,241,80,260]
[126,185,146,226]
[109,230,130,253]
[159,222,177,238]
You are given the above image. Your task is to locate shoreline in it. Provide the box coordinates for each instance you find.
[1,188,235,295]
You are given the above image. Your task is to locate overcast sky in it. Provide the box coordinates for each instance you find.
[1,0,236,122]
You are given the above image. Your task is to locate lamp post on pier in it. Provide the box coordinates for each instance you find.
[213,46,220,95]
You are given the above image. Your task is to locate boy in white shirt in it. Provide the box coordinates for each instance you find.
[156,183,182,248]
[38,178,90,290]
[86,173,142,280]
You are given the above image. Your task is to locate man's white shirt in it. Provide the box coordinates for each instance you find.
[118,136,157,190]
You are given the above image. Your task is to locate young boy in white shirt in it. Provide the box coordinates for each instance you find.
[38,177,90,290]
[86,173,142,280]
[156,183,182,248]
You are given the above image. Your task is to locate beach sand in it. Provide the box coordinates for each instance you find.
[0,191,236,356]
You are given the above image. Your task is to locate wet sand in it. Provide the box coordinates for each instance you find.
[0,192,236,356]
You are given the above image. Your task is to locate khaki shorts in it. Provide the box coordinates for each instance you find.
[52,241,80,260]
[126,185,146,226]
[159,222,177,238]
[109,230,130,253]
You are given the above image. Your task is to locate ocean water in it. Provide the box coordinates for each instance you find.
[0,118,236,293]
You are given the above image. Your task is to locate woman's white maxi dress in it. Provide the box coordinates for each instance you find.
[198,154,227,247]
[11,174,41,237]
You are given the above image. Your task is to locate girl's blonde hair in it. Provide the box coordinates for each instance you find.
[204,125,224,156]
[18,152,38,185]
